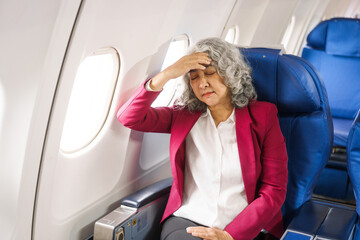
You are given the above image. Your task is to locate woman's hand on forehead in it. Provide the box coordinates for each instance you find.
[150,52,212,91]
[163,52,212,80]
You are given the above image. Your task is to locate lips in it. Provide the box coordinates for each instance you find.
[202,91,215,97]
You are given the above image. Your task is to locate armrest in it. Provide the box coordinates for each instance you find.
[94,178,172,240]
[121,177,172,208]
[281,201,329,239]
[316,206,357,239]
[347,109,360,240]
[281,200,357,240]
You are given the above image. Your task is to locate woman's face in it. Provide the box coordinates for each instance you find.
[189,65,232,109]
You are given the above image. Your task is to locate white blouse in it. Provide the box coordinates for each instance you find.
[173,108,248,229]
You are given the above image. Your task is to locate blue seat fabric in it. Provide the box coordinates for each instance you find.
[241,48,332,225]
[283,200,356,239]
[302,17,360,238]
[347,109,360,239]
[302,18,360,148]
[333,118,353,147]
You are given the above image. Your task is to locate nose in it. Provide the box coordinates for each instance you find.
[199,74,209,88]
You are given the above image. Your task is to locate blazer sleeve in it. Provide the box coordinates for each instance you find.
[225,105,288,240]
[117,80,174,133]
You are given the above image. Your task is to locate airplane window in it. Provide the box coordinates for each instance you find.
[281,16,296,52]
[60,48,120,153]
[151,35,189,107]
[225,26,238,44]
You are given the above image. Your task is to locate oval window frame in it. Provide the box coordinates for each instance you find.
[60,47,120,153]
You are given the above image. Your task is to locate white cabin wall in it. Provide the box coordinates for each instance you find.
[223,0,299,48]
[0,0,81,239]
[284,0,331,55]
[323,0,356,18]
[346,0,360,17]
[222,0,270,46]
[250,0,299,47]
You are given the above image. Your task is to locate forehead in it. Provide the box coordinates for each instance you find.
[189,65,217,74]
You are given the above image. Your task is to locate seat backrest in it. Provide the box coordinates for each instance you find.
[241,48,333,225]
[347,109,360,237]
[302,18,360,120]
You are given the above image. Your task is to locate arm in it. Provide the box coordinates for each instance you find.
[224,105,288,240]
[117,81,174,133]
[117,52,211,133]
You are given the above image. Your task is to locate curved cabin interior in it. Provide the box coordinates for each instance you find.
[0,0,360,239]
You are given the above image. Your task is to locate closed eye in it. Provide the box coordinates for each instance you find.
[205,71,216,75]
[189,73,198,80]
[204,66,217,75]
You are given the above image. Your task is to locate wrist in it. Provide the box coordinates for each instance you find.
[224,230,234,240]
[150,71,168,91]
[161,68,174,81]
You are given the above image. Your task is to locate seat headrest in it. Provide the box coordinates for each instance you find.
[240,48,321,113]
[307,18,360,57]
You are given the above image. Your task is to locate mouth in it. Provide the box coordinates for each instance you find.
[202,91,215,97]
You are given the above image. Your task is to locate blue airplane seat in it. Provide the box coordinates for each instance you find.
[301,17,360,201]
[302,18,360,148]
[348,110,360,239]
[241,48,333,225]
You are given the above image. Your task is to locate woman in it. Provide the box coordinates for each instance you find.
[117,38,288,240]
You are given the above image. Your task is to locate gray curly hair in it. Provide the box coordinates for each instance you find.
[177,37,257,111]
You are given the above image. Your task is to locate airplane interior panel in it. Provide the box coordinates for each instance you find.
[1,0,360,240]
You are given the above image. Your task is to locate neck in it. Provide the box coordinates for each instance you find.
[209,103,234,127]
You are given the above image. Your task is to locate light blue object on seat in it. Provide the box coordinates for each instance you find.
[348,109,360,240]
[241,48,333,225]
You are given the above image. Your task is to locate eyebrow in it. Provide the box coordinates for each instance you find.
[189,65,215,73]
[205,65,216,69]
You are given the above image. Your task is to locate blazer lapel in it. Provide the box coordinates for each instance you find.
[170,109,202,199]
[235,106,256,203]
[171,109,202,153]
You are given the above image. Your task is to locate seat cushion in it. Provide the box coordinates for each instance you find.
[333,118,353,147]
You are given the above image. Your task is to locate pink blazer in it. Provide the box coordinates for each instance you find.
[117,81,288,240]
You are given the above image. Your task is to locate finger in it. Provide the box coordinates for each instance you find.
[190,231,211,239]
[188,52,212,63]
[186,58,211,68]
[197,58,212,65]
[195,64,207,70]
[186,226,208,235]
[184,63,206,73]
[187,227,214,239]
[186,226,206,232]
[192,52,209,57]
